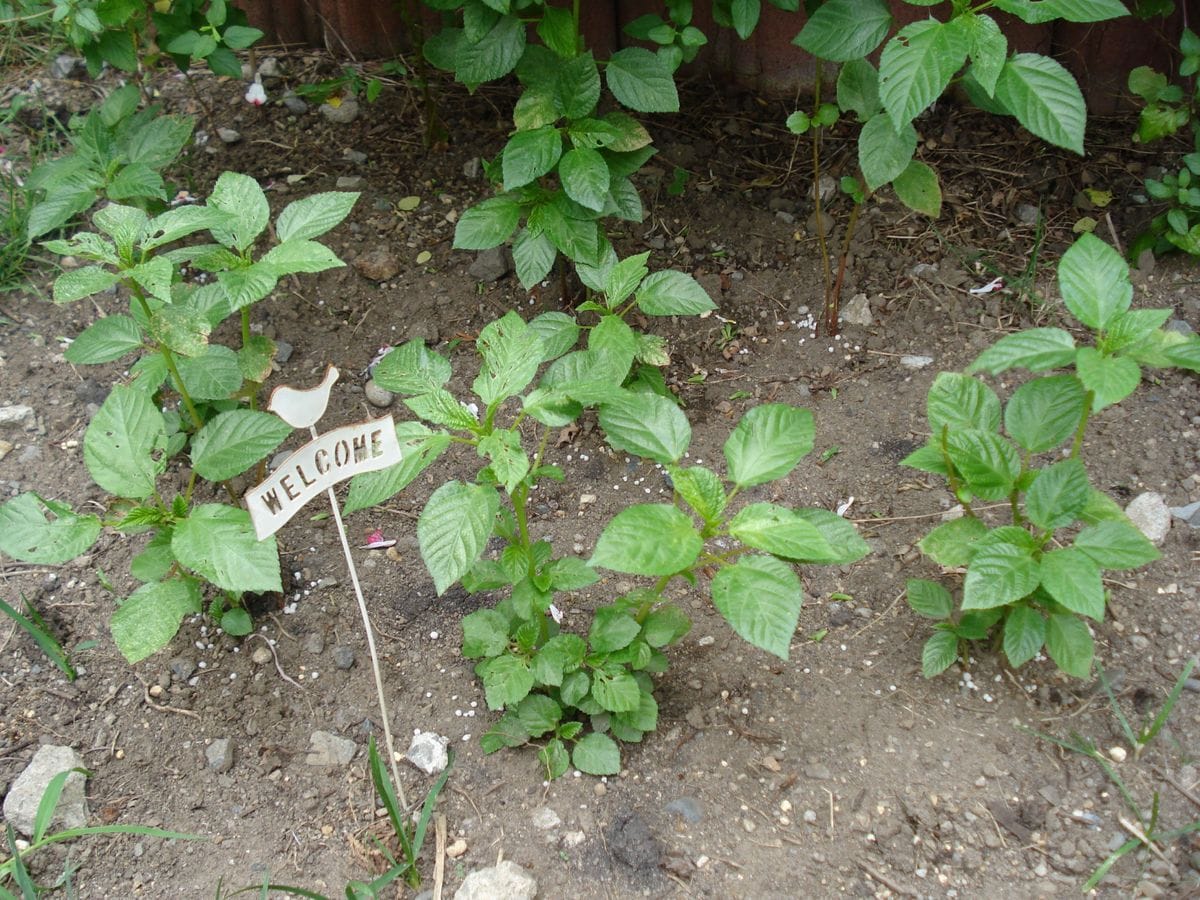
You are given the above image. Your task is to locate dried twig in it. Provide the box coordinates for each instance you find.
[246,632,305,691]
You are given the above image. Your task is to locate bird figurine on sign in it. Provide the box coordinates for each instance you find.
[267,365,339,430]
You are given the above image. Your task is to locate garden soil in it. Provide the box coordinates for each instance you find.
[1,55,1199,899]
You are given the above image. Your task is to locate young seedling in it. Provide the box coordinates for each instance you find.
[1022,660,1200,890]
[0,595,75,681]
[904,233,1200,678]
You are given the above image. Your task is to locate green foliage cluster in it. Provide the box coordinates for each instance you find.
[0,175,359,662]
[36,0,262,78]
[903,234,1200,678]
[1127,27,1200,258]
[357,266,866,774]
[24,84,194,240]
[788,0,1127,218]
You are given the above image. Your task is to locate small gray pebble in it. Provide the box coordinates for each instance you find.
[332,646,356,670]
[282,91,308,115]
[336,175,364,190]
[344,149,368,165]
[275,340,294,364]
[302,632,325,655]
[169,657,196,681]
[364,380,394,408]
[217,127,242,144]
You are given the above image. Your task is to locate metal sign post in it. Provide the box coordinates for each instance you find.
[250,366,407,806]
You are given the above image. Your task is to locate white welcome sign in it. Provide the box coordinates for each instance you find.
[247,364,408,802]
[247,418,400,539]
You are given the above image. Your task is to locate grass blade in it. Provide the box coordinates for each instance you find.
[1082,837,1139,892]
[1138,658,1196,753]
[0,596,75,681]
[32,769,84,844]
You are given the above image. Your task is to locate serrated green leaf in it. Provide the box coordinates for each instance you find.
[65,314,143,363]
[592,665,641,713]
[84,385,166,500]
[572,732,620,775]
[669,465,727,523]
[605,48,679,113]
[172,504,280,593]
[480,654,534,708]
[598,392,690,464]
[1040,548,1104,620]
[879,19,971,127]
[927,372,1001,433]
[590,606,641,654]
[1004,374,1087,453]
[177,344,242,401]
[418,481,499,595]
[480,711,529,752]
[190,409,291,481]
[790,508,870,564]
[1075,347,1140,411]
[532,633,586,687]
[208,171,269,252]
[276,191,358,242]
[478,429,530,494]
[456,14,526,84]
[111,578,202,664]
[517,694,562,737]
[1045,613,1093,678]
[641,604,691,647]
[259,239,345,277]
[404,389,480,431]
[559,147,610,213]
[604,251,651,307]
[922,630,960,677]
[966,13,1007,97]
[917,517,988,568]
[729,502,834,559]
[555,52,602,119]
[0,493,101,564]
[589,504,702,575]
[453,195,522,250]
[372,340,452,395]
[994,53,1086,154]
[53,266,121,305]
[907,578,954,619]
[474,311,545,405]
[635,269,715,316]
[859,113,916,190]
[724,404,814,488]
[1058,233,1131,330]
[944,429,1020,500]
[836,57,881,120]
[513,228,557,291]
[962,542,1040,610]
[892,159,942,217]
[1003,605,1045,668]
[711,555,802,659]
[149,304,211,357]
[793,0,892,62]
[1073,521,1159,570]
[502,125,563,191]
[1025,458,1090,530]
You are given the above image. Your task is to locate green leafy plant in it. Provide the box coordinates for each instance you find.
[0,174,359,663]
[903,233,1200,678]
[787,0,1127,330]
[358,277,866,776]
[425,0,700,294]
[1,769,199,893]
[1023,660,1200,891]
[24,84,194,240]
[0,595,75,680]
[44,0,262,79]
[1127,27,1200,259]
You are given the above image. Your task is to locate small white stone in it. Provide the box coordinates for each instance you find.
[1109,746,1127,763]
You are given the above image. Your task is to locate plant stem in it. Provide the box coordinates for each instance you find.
[826,198,863,336]
[938,425,974,517]
[810,63,835,334]
[1070,391,1094,459]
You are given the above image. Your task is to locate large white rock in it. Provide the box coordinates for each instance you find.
[454,860,538,900]
[1126,492,1171,545]
[405,731,449,775]
[3,745,88,837]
